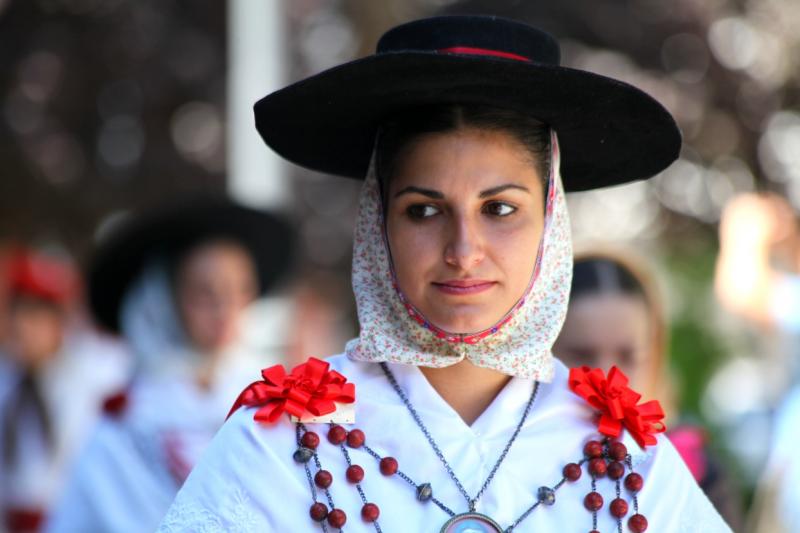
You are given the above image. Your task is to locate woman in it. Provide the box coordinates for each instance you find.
[160,16,731,532]
[553,251,671,412]
[553,250,743,530]
[45,199,292,532]
[0,248,129,532]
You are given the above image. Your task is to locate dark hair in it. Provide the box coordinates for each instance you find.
[166,235,254,291]
[375,104,550,205]
[571,258,646,302]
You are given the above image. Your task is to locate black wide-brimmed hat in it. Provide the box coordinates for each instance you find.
[88,198,294,333]
[255,15,681,192]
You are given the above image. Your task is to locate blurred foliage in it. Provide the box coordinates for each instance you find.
[666,241,726,417]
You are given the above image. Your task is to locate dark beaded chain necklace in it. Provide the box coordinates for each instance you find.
[292,365,650,532]
[378,361,539,529]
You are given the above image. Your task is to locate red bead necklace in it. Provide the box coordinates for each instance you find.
[293,423,649,532]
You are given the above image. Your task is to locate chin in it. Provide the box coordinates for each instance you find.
[429,308,499,335]
[196,334,231,353]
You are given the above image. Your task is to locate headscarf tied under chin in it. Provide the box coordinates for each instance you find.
[119,259,201,377]
[345,130,573,381]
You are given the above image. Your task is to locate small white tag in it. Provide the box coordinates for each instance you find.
[290,402,355,424]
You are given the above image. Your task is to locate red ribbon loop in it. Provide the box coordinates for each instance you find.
[569,366,666,448]
[228,357,356,424]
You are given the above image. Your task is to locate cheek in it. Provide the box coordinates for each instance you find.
[181,306,206,336]
[386,218,441,280]
[177,294,212,335]
[488,220,542,282]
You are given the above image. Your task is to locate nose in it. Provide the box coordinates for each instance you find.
[443,213,485,269]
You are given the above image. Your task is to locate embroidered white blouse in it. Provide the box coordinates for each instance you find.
[44,348,267,533]
[158,355,732,532]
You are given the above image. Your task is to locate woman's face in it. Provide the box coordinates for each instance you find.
[553,292,652,384]
[385,127,545,334]
[175,240,258,353]
[6,297,66,366]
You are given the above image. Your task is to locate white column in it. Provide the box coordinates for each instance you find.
[227,0,291,360]
[227,0,288,209]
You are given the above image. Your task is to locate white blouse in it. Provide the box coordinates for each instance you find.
[158,355,732,532]
[45,350,267,533]
[0,332,130,517]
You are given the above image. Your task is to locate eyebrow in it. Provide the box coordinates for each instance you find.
[393,183,530,200]
[478,184,531,198]
[393,186,444,199]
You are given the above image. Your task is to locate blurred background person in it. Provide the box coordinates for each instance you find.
[715,192,800,332]
[0,245,11,345]
[0,247,129,533]
[554,249,743,530]
[715,193,800,533]
[45,199,293,532]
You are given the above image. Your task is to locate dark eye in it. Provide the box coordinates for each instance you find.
[618,347,635,367]
[483,201,517,217]
[406,204,440,219]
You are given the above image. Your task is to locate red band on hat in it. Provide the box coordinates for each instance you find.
[438,46,530,62]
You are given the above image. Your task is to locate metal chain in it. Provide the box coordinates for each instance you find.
[337,436,384,533]
[294,367,628,532]
[362,442,457,517]
[379,362,540,511]
[296,424,332,533]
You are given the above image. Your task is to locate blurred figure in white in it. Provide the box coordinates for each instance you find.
[715,193,800,533]
[0,247,130,533]
[45,199,292,533]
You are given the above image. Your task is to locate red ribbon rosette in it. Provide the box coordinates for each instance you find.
[227,357,356,423]
[568,366,666,448]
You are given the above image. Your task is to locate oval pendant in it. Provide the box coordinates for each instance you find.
[440,512,503,533]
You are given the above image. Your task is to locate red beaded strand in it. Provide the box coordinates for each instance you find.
[610,451,627,532]
[330,424,386,530]
[309,502,328,522]
[303,421,652,532]
[584,440,604,458]
[347,429,366,448]
[588,457,608,478]
[327,509,347,529]
[607,461,625,480]
[584,491,604,512]
[628,514,648,532]
[610,498,629,518]
[361,502,381,522]
[314,470,333,489]
[609,441,628,461]
[563,462,583,482]
[379,457,398,476]
[302,431,321,450]
[296,424,349,531]
[328,425,347,445]
[625,454,647,532]
[346,464,365,483]
[573,438,648,532]
[625,472,644,492]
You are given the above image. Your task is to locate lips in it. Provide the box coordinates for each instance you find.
[432,279,496,295]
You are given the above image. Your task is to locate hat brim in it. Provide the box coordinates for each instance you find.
[255,52,681,191]
[88,200,294,333]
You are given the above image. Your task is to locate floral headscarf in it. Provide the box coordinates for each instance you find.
[346,130,572,380]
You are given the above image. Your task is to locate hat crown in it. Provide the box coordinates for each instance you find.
[376,15,561,66]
